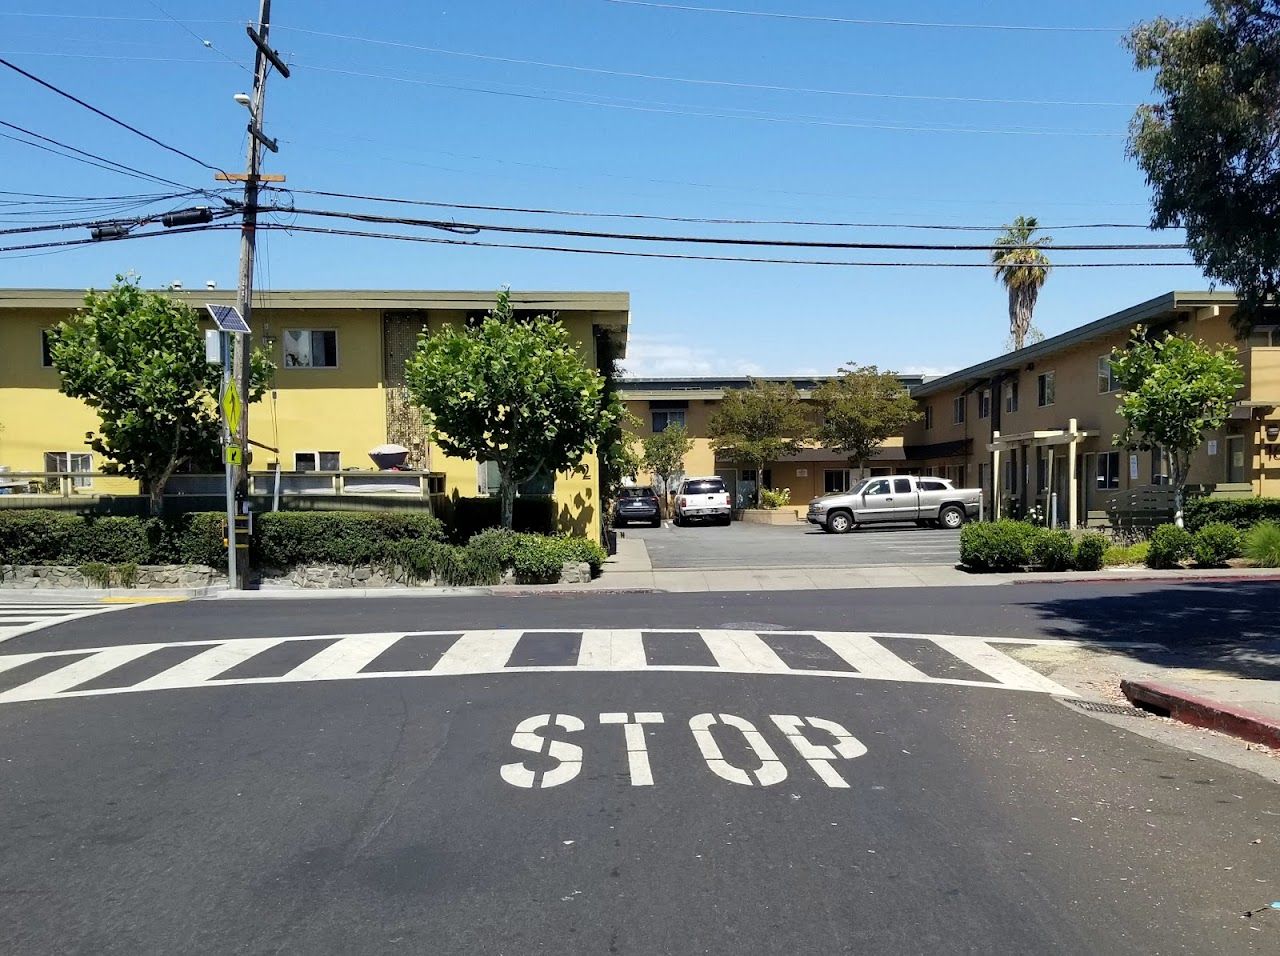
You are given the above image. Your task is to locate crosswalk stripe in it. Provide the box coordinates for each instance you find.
[432,630,522,674]
[0,644,157,702]
[699,630,790,674]
[133,639,286,690]
[812,632,932,682]
[925,635,1075,696]
[280,634,406,681]
[577,630,647,670]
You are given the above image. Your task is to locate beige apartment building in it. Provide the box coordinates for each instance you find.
[621,376,923,504]
[904,291,1280,526]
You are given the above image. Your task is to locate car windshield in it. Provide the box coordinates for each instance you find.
[683,479,725,494]
[620,487,655,498]
[839,479,870,496]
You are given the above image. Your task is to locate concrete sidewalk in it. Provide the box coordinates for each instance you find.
[1122,678,1280,749]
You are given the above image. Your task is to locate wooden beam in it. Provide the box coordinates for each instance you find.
[214,172,286,183]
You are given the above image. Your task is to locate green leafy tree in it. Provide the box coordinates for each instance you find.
[642,421,693,512]
[992,216,1052,351]
[708,380,810,502]
[812,365,920,472]
[404,289,619,529]
[1127,3,1280,331]
[48,275,274,515]
[1110,328,1244,527]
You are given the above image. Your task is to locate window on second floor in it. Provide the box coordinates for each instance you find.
[44,451,93,488]
[923,405,934,429]
[952,395,965,424]
[1037,371,1055,407]
[1098,354,1118,393]
[284,330,338,368]
[977,388,991,419]
[41,330,55,367]
[651,408,686,433]
[1004,379,1019,414]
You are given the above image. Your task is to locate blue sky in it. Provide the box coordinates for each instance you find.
[0,1,1212,377]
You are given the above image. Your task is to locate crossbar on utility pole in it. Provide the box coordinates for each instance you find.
[227,0,287,590]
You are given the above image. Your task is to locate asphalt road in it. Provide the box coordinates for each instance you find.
[1,583,1277,955]
[624,520,962,569]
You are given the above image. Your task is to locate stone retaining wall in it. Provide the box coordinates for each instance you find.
[260,561,594,589]
[0,565,223,589]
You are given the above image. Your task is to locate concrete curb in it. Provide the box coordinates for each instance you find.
[0,585,227,601]
[1121,678,1280,749]
[1010,570,1280,586]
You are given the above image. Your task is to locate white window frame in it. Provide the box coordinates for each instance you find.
[1098,355,1117,393]
[924,405,934,430]
[1037,371,1055,407]
[952,395,965,424]
[294,451,341,472]
[1004,379,1019,414]
[283,329,339,369]
[1096,451,1121,490]
[823,468,853,494]
[977,388,991,420]
[650,408,686,433]
[44,451,93,488]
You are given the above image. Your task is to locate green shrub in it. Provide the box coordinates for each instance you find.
[1184,497,1280,532]
[383,538,440,583]
[1102,541,1149,567]
[758,487,792,509]
[1243,521,1280,567]
[1030,528,1075,571]
[555,536,607,575]
[1190,522,1242,567]
[512,535,566,582]
[1071,532,1106,572]
[115,562,139,588]
[0,511,72,563]
[430,542,503,587]
[253,511,444,568]
[959,521,1035,572]
[78,562,113,588]
[1146,524,1192,569]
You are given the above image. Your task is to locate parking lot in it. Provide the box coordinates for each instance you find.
[622,519,961,570]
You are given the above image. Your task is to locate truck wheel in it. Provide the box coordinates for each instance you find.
[826,511,853,534]
[939,505,965,529]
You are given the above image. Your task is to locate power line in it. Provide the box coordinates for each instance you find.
[0,119,198,190]
[279,26,1134,109]
[298,62,1126,138]
[272,185,1159,231]
[271,205,1187,252]
[0,222,236,255]
[0,56,226,173]
[144,0,252,72]
[254,222,1192,268]
[598,0,1125,33]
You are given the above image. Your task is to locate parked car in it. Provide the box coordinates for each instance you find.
[673,476,733,526]
[807,475,982,533]
[614,486,662,527]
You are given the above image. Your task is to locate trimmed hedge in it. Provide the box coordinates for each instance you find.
[387,528,606,586]
[1190,522,1242,567]
[1146,524,1191,569]
[1074,533,1108,572]
[252,511,445,569]
[1184,497,1280,532]
[959,521,1034,572]
[1030,529,1075,572]
[0,510,228,569]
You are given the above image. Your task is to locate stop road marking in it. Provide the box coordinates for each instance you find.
[500,712,867,790]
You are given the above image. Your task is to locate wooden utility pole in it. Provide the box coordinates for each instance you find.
[228,0,288,589]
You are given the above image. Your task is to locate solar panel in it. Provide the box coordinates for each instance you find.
[206,303,250,334]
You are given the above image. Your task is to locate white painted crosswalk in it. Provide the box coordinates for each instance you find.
[0,628,1116,706]
[0,602,132,646]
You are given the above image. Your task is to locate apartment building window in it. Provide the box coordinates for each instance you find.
[478,460,555,496]
[1098,355,1118,393]
[284,330,338,368]
[43,451,93,488]
[1096,451,1121,490]
[41,330,55,367]
[952,395,966,424]
[977,388,991,419]
[823,469,853,493]
[295,451,341,472]
[1004,379,1019,414]
[1151,447,1171,485]
[924,405,934,429]
[1226,435,1246,483]
[978,461,989,494]
[650,407,686,433]
[1003,456,1017,495]
[1037,371,1055,407]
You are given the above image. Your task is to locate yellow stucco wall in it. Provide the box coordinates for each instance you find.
[0,301,611,538]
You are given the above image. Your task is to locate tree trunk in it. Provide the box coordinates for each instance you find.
[1171,452,1190,529]
[498,464,516,530]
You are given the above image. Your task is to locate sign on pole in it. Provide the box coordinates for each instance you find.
[220,381,243,436]
[223,445,243,465]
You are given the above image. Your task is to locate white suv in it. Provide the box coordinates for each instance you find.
[673,476,733,526]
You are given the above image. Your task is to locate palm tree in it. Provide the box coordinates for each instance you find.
[992,216,1053,351]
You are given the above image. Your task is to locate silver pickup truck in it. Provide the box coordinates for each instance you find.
[807,475,982,533]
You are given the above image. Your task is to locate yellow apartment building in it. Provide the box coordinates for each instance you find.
[0,288,629,539]
[621,376,923,505]
[904,291,1280,526]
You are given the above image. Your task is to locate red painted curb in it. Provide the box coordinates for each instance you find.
[1121,679,1280,749]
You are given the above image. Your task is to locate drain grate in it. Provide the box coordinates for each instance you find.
[1061,698,1148,718]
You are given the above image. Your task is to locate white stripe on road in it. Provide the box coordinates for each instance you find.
[0,603,135,646]
[0,629,1107,706]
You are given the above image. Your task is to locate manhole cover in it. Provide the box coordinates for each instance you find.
[1061,698,1147,718]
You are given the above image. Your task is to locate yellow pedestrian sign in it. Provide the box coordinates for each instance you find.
[220,381,242,435]
[223,444,243,465]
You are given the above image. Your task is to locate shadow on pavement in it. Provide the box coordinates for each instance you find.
[1022,581,1280,679]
